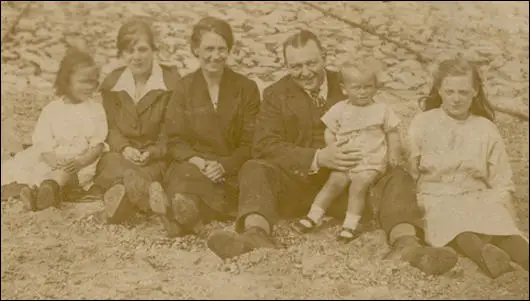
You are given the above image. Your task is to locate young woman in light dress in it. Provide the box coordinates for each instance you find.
[1,48,108,211]
[407,58,528,278]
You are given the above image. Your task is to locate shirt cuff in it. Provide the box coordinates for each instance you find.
[308,149,321,175]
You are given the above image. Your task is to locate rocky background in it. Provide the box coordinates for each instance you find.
[1,1,529,299]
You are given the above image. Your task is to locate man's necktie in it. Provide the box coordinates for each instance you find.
[310,89,327,109]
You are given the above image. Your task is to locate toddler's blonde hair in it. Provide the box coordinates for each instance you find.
[339,57,384,88]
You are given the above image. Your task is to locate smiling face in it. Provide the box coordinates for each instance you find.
[68,65,99,103]
[284,39,326,92]
[340,67,377,106]
[439,73,476,120]
[193,31,229,75]
[121,35,155,78]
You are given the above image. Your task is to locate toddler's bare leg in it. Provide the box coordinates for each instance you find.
[342,170,380,233]
[297,171,349,230]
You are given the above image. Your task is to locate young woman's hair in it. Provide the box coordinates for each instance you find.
[190,16,234,57]
[420,58,495,122]
[54,47,97,97]
[116,18,157,57]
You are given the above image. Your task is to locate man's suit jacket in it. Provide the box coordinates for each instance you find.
[252,69,346,178]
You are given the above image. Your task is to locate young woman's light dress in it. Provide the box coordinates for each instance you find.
[407,108,524,247]
[1,97,108,190]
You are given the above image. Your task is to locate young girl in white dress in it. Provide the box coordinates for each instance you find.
[293,60,402,242]
[1,48,108,211]
[407,58,529,278]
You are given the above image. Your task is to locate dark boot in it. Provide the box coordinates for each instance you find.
[36,180,61,210]
[393,235,458,275]
[493,235,529,271]
[148,182,186,238]
[170,193,202,234]
[454,232,514,279]
[123,169,151,213]
[104,183,132,224]
[207,227,277,260]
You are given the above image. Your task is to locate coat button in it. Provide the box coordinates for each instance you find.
[131,122,137,129]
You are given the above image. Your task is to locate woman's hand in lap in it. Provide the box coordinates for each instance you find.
[203,161,225,183]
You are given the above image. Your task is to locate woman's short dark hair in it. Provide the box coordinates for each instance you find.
[419,58,495,122]
[54,48,97,97]
[190,16,234,57]
[116,18,157,57]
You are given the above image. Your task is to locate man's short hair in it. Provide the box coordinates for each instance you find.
[282,29,324,61]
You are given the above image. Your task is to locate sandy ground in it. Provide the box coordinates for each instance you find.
[1,1,529,299]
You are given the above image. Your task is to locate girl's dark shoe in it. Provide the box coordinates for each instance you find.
[104,184,130,224]
[148,182,186,238]
[20,185,37,211]
[36,180,61,210]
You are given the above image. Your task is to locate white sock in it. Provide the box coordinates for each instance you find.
[343,213,361,230]
[307,205,326,224]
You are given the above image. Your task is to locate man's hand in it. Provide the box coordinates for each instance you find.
[203,160,225,183]
[317,139,363,171]
[62,158,84,174]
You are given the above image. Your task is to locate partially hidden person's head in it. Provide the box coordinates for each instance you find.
[339,59,382,106]
[190,16,234,75]
[54,48,99,104]
[116,18,157,79]
[283,30,326,92]
[422,58,495,122]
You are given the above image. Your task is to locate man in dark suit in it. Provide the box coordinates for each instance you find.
[207,30,457,275]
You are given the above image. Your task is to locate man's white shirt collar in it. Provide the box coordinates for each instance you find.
[110,61,168,103]
[305,72,328,100]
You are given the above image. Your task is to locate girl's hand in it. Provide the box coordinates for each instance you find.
[41,152,62,169]
[122,146,142,164]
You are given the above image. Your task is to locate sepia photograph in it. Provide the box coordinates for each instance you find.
[1,1,529,299]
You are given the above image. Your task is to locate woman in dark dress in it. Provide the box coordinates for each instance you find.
[148,16,261,237]
[94,18,181,223]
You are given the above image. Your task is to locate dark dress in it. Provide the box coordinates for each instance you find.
[163,67,260,217]
[94,64,181,191]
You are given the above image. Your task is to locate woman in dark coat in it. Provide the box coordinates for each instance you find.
[148,16,261,237]
[94,18,181,223]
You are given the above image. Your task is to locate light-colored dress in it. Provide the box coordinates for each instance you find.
[1,97,108,190]
[321,100,401,174]
[407,108,524,247]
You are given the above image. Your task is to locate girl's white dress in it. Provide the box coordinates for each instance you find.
[407,108,525,247]
[1,97,108,190]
